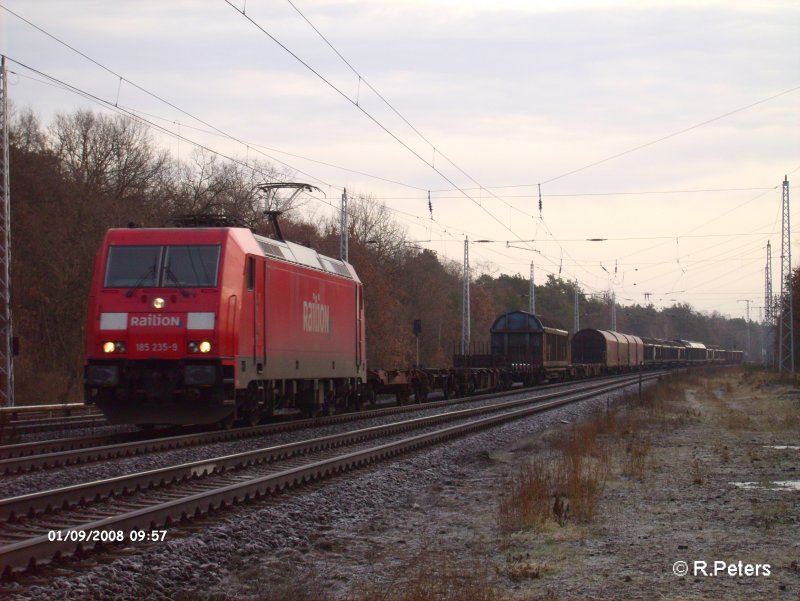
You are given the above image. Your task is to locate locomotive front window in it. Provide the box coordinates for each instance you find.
[105,246,162,288]
[163,245,220,287]
[104,245,220,289]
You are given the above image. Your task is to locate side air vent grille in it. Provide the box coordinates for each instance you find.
[324,259,351,278]
[258,241,285,259]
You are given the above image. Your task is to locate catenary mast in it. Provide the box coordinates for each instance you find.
[779,177,794,374]
[0,56,14,407]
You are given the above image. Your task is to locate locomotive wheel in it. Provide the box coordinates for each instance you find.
[241,384,263,427]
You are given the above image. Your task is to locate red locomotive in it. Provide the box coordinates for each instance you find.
[84,219,366,426]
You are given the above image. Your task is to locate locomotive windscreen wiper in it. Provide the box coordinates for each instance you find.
[125,266,156,298]
[163,266,192,297]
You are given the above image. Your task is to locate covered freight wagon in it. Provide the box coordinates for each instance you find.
[571,328,644,374]
[456,310,568,383]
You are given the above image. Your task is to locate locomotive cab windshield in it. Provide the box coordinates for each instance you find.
[105,244,221,290]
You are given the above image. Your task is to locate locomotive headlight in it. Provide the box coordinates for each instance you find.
[153,297,165,309]
[102,341,126,353]
[188,340,212,354]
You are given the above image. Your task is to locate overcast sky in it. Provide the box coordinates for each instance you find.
[1,0,798,321]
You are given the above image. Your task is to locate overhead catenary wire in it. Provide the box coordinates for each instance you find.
[4,3,791,317]
[37,45,775,308]
[223,1,550,273]
[8,58,495,255]
[538,85,800,186]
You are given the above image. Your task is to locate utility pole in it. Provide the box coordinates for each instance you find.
[0,56,14,407]
[574,281,580,332]
[462,237,470,354]
[779,176,794,374]
[765,240,774,367]
[340,188,348,263]
[529,262,535,314]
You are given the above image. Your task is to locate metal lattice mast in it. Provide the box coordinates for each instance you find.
[462,238,470,354]
[529,262,535,314]
[765,240,774,367]
[738,299,752,361]
[340,188,348,262]
[610,291,617,331]
[0,57,14,407]
[779,176,794,374]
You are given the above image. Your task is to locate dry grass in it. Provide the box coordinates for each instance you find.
[751,500,792,530]
[690,458,704,485]
[493,367,798,595]
[499,408,615,532]
[621,435,652,480]
[498,372,719,534]
[713,440,731,463]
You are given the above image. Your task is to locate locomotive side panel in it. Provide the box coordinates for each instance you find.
[261,259,360,381]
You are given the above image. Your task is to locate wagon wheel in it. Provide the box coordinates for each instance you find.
[412,374,429,404]
[363,385,377,406]
[396,385,411,406]
[442,380,451,399]
[218,412,236,430]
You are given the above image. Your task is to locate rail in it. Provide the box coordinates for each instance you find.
[0,372,662,575]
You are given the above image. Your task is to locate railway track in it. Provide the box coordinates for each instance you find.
[0,371,662,576]
[0,373,648,474]
[0,404,107,437]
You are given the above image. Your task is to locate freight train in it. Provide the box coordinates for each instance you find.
[84,220,742,427]
[447,310,742,393]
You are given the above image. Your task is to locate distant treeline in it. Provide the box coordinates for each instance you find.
[8,109,794,403]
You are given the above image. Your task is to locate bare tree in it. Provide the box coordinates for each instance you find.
[331,193,409,258]
[11,109,175,402]
[172,149,296,228]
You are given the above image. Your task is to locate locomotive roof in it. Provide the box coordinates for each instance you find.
[253,233,354,280]
[104,227,357,281]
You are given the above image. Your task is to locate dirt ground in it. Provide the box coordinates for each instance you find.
[214,368,800,601]
[489,368,800,601]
